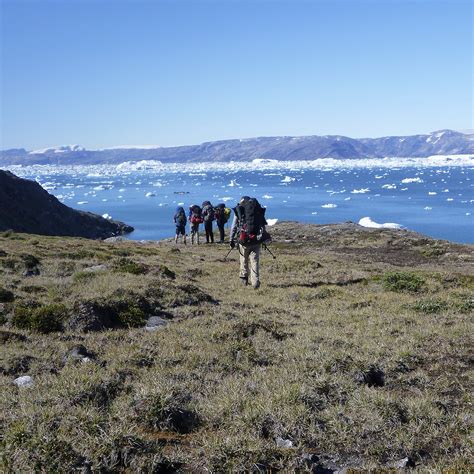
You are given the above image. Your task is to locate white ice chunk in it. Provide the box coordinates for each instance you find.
[359,217,403,229]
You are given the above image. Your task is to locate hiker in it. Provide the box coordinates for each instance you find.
[202,200,215,244]
[215,203,231,243]
[230,196,268,289]
[173,206,187,244]
[188,204,203,245]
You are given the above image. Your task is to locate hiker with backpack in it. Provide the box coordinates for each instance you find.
[215,203,231,243]
[188,204,203,245]
[230,196,268,289]
[173,206,187,244]
[201,200,215,244]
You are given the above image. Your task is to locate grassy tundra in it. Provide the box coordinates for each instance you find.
[0,222,472,472]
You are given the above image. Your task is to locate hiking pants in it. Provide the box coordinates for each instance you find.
[190,223,200,244]
[239,243,260,286]
[204,221,214,243]
[217,223,225,242]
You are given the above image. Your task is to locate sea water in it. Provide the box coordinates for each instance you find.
[7,161,473,243]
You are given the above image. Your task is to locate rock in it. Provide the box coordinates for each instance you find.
[82,264,107,273]
[13,375,34,387]
[0,170,134,239]
[103,236,127,243]
[355,365,385,387]
[63,344,96,363]
[276,437,293,448]
[145,316,168,332]
[390,457,416,469]
[22,267,40,277]
[67,302,112,332]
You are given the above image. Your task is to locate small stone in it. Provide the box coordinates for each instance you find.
[64,344,96,363]
[276,437,293,448]
[145,316,168,331]
[391,457,415,469]
[13,375,34,387]
[355,365,385,387]
[82,265,107,273]
[22,267,40,277]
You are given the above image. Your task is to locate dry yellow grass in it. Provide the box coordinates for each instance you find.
[0,222,473,471]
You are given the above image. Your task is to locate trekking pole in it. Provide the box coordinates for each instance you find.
[262,243,277,260]
[223,247,234,260]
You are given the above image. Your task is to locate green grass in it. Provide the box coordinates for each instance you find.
[382,271,425,293]
[0,224,473,471]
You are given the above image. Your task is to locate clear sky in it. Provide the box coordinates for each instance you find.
[0,0,472,150]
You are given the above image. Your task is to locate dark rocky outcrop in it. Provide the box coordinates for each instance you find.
[0,170,133,239]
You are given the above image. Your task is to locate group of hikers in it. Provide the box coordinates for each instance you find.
[173,197,270,289]
[173,201,232,245]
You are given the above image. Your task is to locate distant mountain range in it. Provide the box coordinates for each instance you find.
[1,130,473,166]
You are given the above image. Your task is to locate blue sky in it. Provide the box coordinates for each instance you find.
[1,0,472,149]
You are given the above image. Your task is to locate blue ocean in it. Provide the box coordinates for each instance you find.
[9,162,473,244]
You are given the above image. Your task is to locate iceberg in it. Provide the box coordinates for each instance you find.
[358,217,403,229]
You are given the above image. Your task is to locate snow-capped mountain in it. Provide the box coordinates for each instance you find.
[29,145,86,155]
[1,130,472,165]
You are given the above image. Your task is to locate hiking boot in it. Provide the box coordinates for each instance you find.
[240,277,248,286]
[252,281,261,290]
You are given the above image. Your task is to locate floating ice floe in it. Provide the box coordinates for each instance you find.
[351,188,370,194]
[382,184,397,189]
[77,201,88,205]
[446,198,454,201]
[266,218,278,226]
[401,177,424,184]
[116,160,163,171]
[428,192,437,195]
[358,217,403,229]
[281,176,295,183]
[321,203,337,208]
[262,194,273,199]
[102,213,112,220]
[424,207,432,210]
[145,192,156,197]
[252,158,279,164]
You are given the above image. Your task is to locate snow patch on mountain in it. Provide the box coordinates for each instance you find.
[29,145,85,154]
